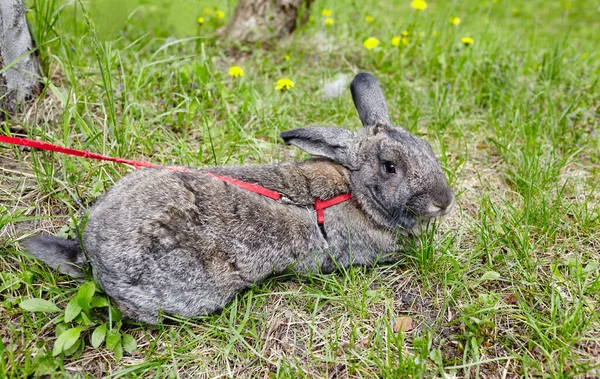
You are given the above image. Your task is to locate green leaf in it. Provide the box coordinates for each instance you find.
[0,272,21,292]
[584,262,598,274]
[479,271,501,282]
[52,327,82,356]
[90,296,109,308]
[76,281,96,311]
[109,306,122,323]
[122,333,137,354]
[91,324,107,348]
[19,298,61,313]
[112,341,123,362]
[64,298,82,323]
[106,329,121,350]
[63,338,83,357]
[428,348,443,365]
[55,323,68,337]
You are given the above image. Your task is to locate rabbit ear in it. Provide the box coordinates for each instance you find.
[350,72,391,127]
[281,127,358,169]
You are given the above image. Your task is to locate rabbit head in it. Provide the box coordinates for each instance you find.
[281,72,454,233]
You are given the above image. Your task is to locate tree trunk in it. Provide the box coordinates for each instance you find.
[220,0,313,43]
[0,0,42,115]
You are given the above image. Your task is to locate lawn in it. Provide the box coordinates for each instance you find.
[1,0,599,377]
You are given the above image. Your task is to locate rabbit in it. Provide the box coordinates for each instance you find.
[24,72,454,324]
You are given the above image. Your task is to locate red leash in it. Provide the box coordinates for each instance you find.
[0,135,161,169]
[1,135,351,225]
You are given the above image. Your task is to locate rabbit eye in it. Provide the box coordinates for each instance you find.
[383,161,396,174]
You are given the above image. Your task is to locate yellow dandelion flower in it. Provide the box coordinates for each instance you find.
[203,8,213,15]
[275,78,295,91]
[365,15,374,23]
[197,16,205,25]
[363,37,380,50]
[215,10,225,19]
[322,9,332,17]
[449,17,461,26]
[411,0,427,11]
[284,55,291,61]
[391,36,409,47]
[401,30,409,37]
[325,17,334,26]
[581,53,589,59]
[228,66,244,78]
[461,37,474,46]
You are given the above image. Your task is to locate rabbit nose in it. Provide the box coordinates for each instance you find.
[430,189,454,215]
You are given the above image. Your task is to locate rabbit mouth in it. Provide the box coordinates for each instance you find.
[408,215,441,236]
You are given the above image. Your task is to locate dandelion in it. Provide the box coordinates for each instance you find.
[325,17,334,26]
[197,16,205,25]
[228,66,244,78]
[401,30,409,37]
[203,8,213,15]
[449,16,461,26]
[322,9,332,17]
[363,37,380,50]
[581,53,589,59]
[461,37,474,46]
[215,10,225,19]
[284,55,291,61]
[391,36,409,46]
[275,78,295,91]
[365,15,374,23]
[411,0,427,11]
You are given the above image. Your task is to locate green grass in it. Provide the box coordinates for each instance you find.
[1,0,599,377]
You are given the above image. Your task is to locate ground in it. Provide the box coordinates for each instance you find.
[1,0,599,377]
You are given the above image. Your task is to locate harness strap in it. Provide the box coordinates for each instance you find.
[314,193,353,225]
[207,173,281,200]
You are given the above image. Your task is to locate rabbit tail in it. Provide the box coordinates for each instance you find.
[24,235,88,278]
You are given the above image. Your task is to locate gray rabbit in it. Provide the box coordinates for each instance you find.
[24,73,454,324]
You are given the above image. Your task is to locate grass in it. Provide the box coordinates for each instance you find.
[1,0,599,377]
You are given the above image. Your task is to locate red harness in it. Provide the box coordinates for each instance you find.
[1,135,352,225]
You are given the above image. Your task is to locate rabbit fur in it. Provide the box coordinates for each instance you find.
[24,72,454,324]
